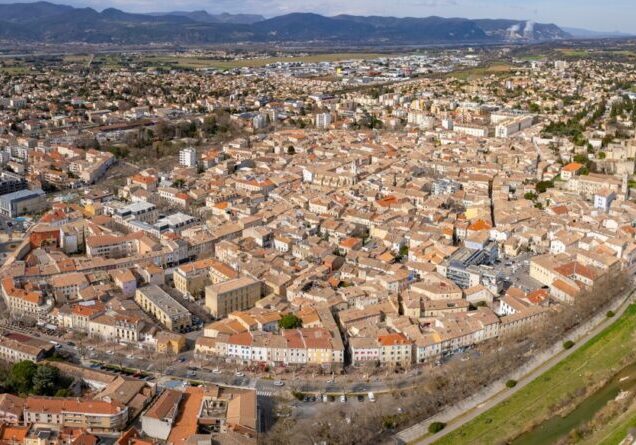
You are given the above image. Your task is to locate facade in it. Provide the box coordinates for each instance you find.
[179,147,198,167]
[135,285,192,332]
[0,189,46,217]
[315,113,332,129]
[205,277,262,318]
[23,397,129,432]
[141,389,182,440]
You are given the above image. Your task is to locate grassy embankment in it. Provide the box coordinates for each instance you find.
[430,304,636,445]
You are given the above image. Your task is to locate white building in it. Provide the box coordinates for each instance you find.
[179,147,198,167]
[315,113,332,129]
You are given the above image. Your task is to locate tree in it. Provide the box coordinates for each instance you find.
[279,314,303,330]
[9,361,37,394]
[32,365,60,396]
[202,116,218,136]
[429,422,446,433]
[536,180,554,194]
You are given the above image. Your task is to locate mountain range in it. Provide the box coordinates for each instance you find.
[0,1,575,45]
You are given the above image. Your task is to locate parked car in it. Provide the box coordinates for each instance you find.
[273,380,285,387]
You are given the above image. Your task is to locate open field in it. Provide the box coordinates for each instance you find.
[448,63,514,80]
[133,53,391,70]
[558,48,593,58]
[431,304,636,445]
[0,59,29,74]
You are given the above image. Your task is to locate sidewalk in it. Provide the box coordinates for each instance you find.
[394,289,635,445]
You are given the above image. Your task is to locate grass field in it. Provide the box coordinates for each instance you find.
[63,54,92,63]
[135,53,390,70]
[0,58,29,74]
[449,63,514,80]
[431,304,636,445]
[558,48,593,58]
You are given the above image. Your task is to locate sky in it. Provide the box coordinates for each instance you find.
[1,0,634,33]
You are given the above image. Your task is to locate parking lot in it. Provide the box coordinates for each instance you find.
[494,252,544,293]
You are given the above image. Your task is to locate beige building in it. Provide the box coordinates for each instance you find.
[205,277,262,318]
[135,285,192,332]
[23,397,128,433]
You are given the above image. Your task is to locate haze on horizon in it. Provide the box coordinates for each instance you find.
[0,0,633,34]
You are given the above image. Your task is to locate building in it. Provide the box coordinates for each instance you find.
[0,189,45,217]
[23,397,129,433]
[141,389,182,440]
[179,147,198,168]
[135,285,192,332]
[0,171,28,196]
[205,277,262,318]
[315,113,332,129]
[0,334,53,363]
[0,393,24,424]
[156,331,187,354]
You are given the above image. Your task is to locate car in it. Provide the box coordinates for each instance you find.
[368,392,376,402]
[357,395,364,402]
[273,380,285,387]
[67,342,75,347]
[212,368,221,374]
[178,357,186,363]
[186,370,196,377]
[87,346,95,351]
[106,350,113,355]
[235,371,245,377]
[340,394,346,403]
[322,394,328,403]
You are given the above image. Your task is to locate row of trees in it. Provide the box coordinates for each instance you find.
[263,272,631,444]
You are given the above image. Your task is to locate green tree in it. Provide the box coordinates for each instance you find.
[9,361,37,394]
[32,365,60,396]
[536,180,554,194]
[279,314,303,330]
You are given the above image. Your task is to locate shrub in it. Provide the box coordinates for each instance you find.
[563,340,575,350]
[428,422,446,434]
[606,310,615,318]
[506,379,518,388]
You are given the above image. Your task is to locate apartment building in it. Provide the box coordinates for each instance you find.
[135,285,192,332]
[0,277,48,316]
[205,277,262,318]
[23,397,129,433]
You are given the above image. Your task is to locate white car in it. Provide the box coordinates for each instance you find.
[235,371,245,377]
[211,368,221,374]
[273,380,285,387]
[106,350,113,355]
[340,394,346,403]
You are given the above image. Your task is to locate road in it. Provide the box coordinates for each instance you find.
[395,287,636,445]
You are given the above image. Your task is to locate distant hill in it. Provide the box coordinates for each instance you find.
[561,27,632,39]
[0,1,572,45]
[148,11,265,24]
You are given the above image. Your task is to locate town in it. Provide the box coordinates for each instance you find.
[0,41,635,445]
